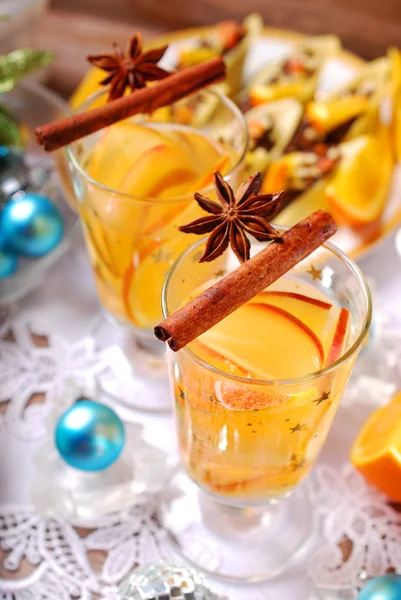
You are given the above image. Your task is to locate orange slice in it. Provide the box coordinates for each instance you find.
[249,80,316,107]
[261,160,289,193]
[307,96,370,135]
[351,393,401,501]
[388,47,401,161]
[326,133,394,228]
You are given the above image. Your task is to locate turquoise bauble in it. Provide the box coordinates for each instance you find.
[0,193,64,257]
[0,249,18,279]
[55,400,125,472]
[359,574,401,600]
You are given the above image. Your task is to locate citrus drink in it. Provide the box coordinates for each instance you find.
[171,276,353,504]
[78,120,235,330]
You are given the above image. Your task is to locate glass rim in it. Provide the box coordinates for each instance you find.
[161,229,372,387]
[65,87,249,205]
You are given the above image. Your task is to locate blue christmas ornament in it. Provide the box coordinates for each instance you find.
[55,399,125,472]
[359,574,401,600]
[0,249,18,279]
[0,192,64,257]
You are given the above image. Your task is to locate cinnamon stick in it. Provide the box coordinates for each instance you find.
[154,210,337,351]
[35,57,226,152]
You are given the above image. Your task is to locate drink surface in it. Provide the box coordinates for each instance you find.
[78,120,232,330]
[172,276,352,504]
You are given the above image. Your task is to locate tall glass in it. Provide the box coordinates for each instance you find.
[63,88,248,411]
[160,231,371,581]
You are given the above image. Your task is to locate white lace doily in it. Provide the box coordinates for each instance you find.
[0,502,173,600]
[309,464,401,590]
[0,319,122,441]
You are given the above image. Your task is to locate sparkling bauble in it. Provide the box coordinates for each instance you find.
[0,249,18,279]
[0,192,64,257]
[55,399,125,472]
[359,574,401,600]
[0,146,29,203]
[119,561,220,600]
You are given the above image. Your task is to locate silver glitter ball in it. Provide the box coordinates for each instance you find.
[0,147,30,203]
[119,561,222,600]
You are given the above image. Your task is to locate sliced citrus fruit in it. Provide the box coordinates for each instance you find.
[326,133,393,228]
[261,159,289,193]
[388,47,401,161]
[307,96,370,135]
[351,396,401,501]
[249,80,316,107]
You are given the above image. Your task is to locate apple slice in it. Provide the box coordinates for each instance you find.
[190,339,253,378]
[199,302,324,381]
[200,463,309,497]
[89,121,170,189]
[118,143,198,235]
[250,291,331,336]
[325,307,351,366]
[119,143,197,198]
[80,207,121,277]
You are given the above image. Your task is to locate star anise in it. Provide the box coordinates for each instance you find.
[87,34,170,101]
[179,171,283,263]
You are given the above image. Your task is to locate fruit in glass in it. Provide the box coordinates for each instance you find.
[160,230,371,581]
[64,88,248,340]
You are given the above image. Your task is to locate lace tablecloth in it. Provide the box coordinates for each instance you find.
[1,230,401,600]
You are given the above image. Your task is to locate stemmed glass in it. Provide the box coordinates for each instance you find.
[159,230,371,582]
[61,87,248,411]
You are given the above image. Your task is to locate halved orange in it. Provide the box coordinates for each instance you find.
[351,392,401,501]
